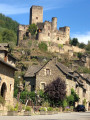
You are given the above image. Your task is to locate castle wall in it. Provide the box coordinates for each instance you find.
[17,25,29,45]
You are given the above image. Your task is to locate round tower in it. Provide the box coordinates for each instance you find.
[52,17,57,31]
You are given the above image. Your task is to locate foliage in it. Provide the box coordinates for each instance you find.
[0,14,18,44]
[70,38,79,46]
[47,107,53,111]
[38,42,48,52]
[28,24,37,35]
[42,101,50,107]
[28,40,32,47]
[0,13,18,33]
[58,44,63,48]
[1,29,17,43]
[83,99,86,106]
[78,42,86,49]
[20,90,36,104]
[39,107,47,111]
[77,52,83,59]
[25,106,31,111]
[85,41,90,51]
[77,66,90,74]
[62,99,68,108]
[14,103,19,111]
[45,77,66,107]
[0,95,5,105]
[67,88,79,106]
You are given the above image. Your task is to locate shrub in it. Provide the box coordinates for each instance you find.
[42,101,50,107]
[28,24,37,35]
[38,42,47,52]
[39,107,47,111]
[47,107,53,111]
[62,99,68,108]
[25,106,31,111]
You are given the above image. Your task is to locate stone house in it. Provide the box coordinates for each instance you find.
[25,58,90,110]
[0,45,17,107]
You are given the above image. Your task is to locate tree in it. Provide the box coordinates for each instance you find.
[67,88,79,106]
[1,29,17,43]
[44,77,66,107]
[86,41,90,51]
[28,24,37,35]
[70,38,79,46]
[79,42,86,49]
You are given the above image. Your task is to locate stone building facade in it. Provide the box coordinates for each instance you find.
[25,58,90,110]
[17,5,70,46]
[0,44,17,106]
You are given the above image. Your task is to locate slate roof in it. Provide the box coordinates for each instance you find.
[0,58,17,71]
[25,65,43,77]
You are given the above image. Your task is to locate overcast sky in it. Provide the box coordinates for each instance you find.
[0,0,90,44]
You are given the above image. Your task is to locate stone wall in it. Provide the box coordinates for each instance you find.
[0,63,15,106]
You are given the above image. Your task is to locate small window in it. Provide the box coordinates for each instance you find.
[57,37,59,40]
[36,17,38,19]
[40,83,45,90]
[48,33,50,36]
[46,69,50,75]
[83,89,86,97]
[10,84,12,91]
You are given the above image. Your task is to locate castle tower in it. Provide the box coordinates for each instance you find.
[51,17,57,31]
[30,6,43,25]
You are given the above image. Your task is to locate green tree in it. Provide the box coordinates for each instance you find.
[1,29,17,43]
[79,42,86,49]
[28,24,37,35]
[70,38,79,46]
[86,41,90,51]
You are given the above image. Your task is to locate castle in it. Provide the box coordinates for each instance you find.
[17,6,70,45]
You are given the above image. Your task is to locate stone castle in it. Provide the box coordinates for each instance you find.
[17,6,70,45]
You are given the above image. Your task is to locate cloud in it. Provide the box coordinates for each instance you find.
[0,0,72,15]
[0,4,29,15]
[71,32,90,44]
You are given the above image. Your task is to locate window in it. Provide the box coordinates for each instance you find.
[48,33,50,36]
[40,83,45,90]
[36,17,38,19]
[83,89,86,97]
[46,69,50,75]
[10,84,12,91]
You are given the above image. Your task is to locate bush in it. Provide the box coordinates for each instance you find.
[25,106,31,111]
[28,24,37,35]
[39,107,47,111]
[42,101,50,107]
[47,107,53,111]
[77,52,82,59]
[62,99,68,108]
[38,42,47,52]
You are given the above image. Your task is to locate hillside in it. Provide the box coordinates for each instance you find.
[0,13,19,44]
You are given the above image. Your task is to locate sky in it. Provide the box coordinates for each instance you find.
[0,0,90,44]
